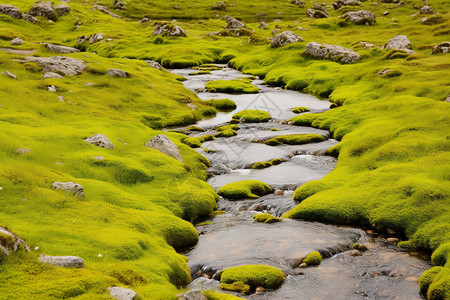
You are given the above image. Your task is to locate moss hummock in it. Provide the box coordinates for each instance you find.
[220,265,286,292]
[303,251,322,266]
[206,99,237,111]
[183,135,215,148]
[232,110,271,123]
[218,180,273,199]
[264,134,326,146]
[205,79,258,94]
[253,213,282,223]
[251,158,284,169]
[292,107,310,114]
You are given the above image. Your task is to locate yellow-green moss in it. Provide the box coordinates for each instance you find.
[206,99,237,110]
[205,80,258,94]
[264,134,326,146]
[220,265,286,290]
[303,251,322,266]
[218,180,273,199]
[292,107,310,114]
[232,110,271,123]
[253,213,282,223]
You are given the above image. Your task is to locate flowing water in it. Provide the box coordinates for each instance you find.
[169,66,430,299]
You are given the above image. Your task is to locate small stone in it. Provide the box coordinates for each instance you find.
[93,156,104,160]
[432,42,450,54]
[16,148,31,154]
[84,134,115,149]
[274,189,284,196]
[387,237,400,243]
[58,96,64,102]
[107,68,129,78]
[248,203,266,211]
[10,37,24,45]
[259,21,268,29]
[48,86,57,93]
[2,70,17,79]
[299,262,308,268]
[271,31,303,48]
[98,254,103,257]
[255,286,266,293]
[419,5,434,14]
[89,33,104,44]
[293,268,304,275]
[108,287,137,300]
[39,255,84,268]
[145,60,163,70]
[350,249,362,256]
[383,11,389,16]
[358,244,369,251]
[179,289,207,300]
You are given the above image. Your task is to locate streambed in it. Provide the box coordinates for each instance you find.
[170,66,430,299]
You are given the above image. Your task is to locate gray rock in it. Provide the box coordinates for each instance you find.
[38,255,85,268]
[259,21,268,29]
[187,278,221,290]
[212,1,227,10]
[46,43,80,54]
[224,16,247,30]
[382,35,415,54]
[16,148,30,154]
[138,16,150,23]
[333,0,360,10]
[306,8,328,18]
[52,182,85,197]
[153,22,187,37]
[43,72,65,79]
[10,37,24,45]
[108,287,137,300]
[84,133,115,149]
[432,42,450,54]
[54,4,70,16]
[0,4,22,19]
[2,70,17,79]
[178,289,207,300]
[25,56,87,76]
[420,5,434,14]
[93,5,122,19]
[27,1,57,21]
[48,85,57,93]
[354,41,379,49]
[113,0,125,10]
[145,60,163,70]
[343,10,376,25]
[314,3,329,16]
[383,11,389,16]
[271,31,303,48]
[145,134,183,162]
[0,227,30,257]
[107,68,129,78]
[23,13,39,24]
[89,33,104,44]
[303,42,361,63]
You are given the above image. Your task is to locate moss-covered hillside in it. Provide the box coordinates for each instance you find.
[0,0,449,299]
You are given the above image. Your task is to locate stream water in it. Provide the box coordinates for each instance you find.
[169,66,430,299]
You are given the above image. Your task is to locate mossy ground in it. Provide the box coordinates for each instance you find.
[219,265,286,292]
[1,0,449,298]
[217,180,273,199]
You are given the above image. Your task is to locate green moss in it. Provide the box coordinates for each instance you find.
[251,159,284,169]
[209,210,226,218]
[215,128,237,137]
[188,70,211,75]
[183,135,215,148]
[206,99,237,110]
[232,110,271,123]
[203,289,243,299]
[220,265,285,290]
[219,281,251,295]
[264,134,326,146]
[205,80,258,94]
[293,180,334,202]
[215,124,239,131]
[218,180,272,199]
[292,107,310,114]
[303,251,322,266]
[420,267,444,296]
[253,213,282,223]
[383,49,411,60]
[187,126,206,132]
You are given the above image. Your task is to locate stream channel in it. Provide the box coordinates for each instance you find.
[169,65,430,300]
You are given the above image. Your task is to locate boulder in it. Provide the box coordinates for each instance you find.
[93,5,122,19]
[43,72,65,79]
[419,5,434,14]
[224,16,246,30]
[145,60,163,70]
[382,35,415,54]
[212,1,227,11]
[153,22,187,37]
[0,227,30,258]
[10,37,24,45]
[2,70,17,79]
[107,68,129,78]
[432,42,450,54]
[25,56,87,76]
[38,255,85,268]
[0,4,22,19]
[26,1,57,21]
[187,277,221,290]
[178,290,207,300]
[306,8,328,18]
[303,42,361,63]
[333,0,360,10]
[54,4,70,16]
[145,134,184,162]
[108,287,137,300]
[84,133,115,149]
[271,31,303,48]
[89,33,104,44]
[23,13,39,24]
[342,10,376,25]
[16,148,30,154]
[215,16,255,36]
[314,3,329,16]
[46,43,80,54]
[52,182,85,197]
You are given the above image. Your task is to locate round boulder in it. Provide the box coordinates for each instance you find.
[0,4,22,19]
[343,10,376,25]
[84,133,115,149]
[26,1,57,21]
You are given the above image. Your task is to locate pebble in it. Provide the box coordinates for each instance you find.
[350,249,362,256]
[274,189,284,196]
[299,262,307,268]
[255,286,266,293]
[387,237,400,244]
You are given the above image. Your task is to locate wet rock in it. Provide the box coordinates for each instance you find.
[107,68,129,78]
[382,35,415,54]
[54,4,70,16]
[38,255,84,268]
[23,13,39,24]
[145,134,184,162]
[51,182,85,197]
[178,289,207,300]
[0,4,22,19]
[333,0,360,10]
[350,249,362,256]
[387,237,400,243]
[145,60,163,70]
[93,5,122,19]
[420,5,434,14]
[259,21,268,29]
[306,8,328,18]
[248,203,267,211]
[43,72,64,79]
[303,42,361,63]
[271,31,303,48]
[108,287,137,300]
[0,227,30,258]
[113,0,125,10]
[153,22,187,37]
[85,134,115,149]
[46,43,80,54]
[274,189,284,196]
[2,70,17,79]
[212,1,227,11]
[255,286,266,293]
[431,41,450,54]
[25,56,87,76]
[16,148,30,154]
[343,10,376,25]
[10,37,23,45]
[26,1,57,21]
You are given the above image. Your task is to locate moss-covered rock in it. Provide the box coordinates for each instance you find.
[183,135,215,148]
[220,265,286,292]
[205,79,258,94]
[251,159,284,169]
[253,213,282,223]
[292,107,310,114]
[232,110,271,123]
[187,126,206,132]
[215,128,237,137]
[218,180,273,199]
[206,99,237,110]
[264,134,326,146]
[420,267,444,296]
[303,251,322,266]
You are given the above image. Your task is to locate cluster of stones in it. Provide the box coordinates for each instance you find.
[0,1,71,24]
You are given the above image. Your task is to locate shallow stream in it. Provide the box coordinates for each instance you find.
[169,66,430,299]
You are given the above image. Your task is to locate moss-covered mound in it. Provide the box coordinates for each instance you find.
[302,251,322,266]
[220,265,286,292]
[215,128,237,137]
[253,213,282,223]
[206,99,237,110]
[205,79,258,94]
[183,135,215,148]
[292,107,310,114]
[232,110,271,123]
[264,134,326,146]
[251,158,284,169]
[218,180,273,199]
